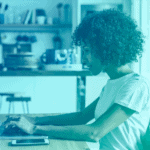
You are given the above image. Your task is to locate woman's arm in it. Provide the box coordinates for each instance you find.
[33,103,135,142]
[26,97,100,126]
[5,103,135,142]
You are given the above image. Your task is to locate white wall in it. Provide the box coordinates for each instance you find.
[0,0,75,114]
[1,0,148,115]
[0,0,109,114]
[0,76,77,114]
[131,0,150,81]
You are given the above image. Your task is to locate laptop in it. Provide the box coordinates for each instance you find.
[0,120,48,140]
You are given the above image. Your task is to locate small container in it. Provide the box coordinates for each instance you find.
[0,44,2,63]
[0,14,4,24]
[47,17,53,25]
[37,16,46,25]
[72,49,77,64]
[67,49,72,64]
[67,49,77,64]
[0,44,3,70]
[53,33,62,50]
[55,49,67,64]
[14,47,17,54]
[5,8,14,24]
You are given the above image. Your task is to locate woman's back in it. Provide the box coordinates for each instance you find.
[95,73,150,150]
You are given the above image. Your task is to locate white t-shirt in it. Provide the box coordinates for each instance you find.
[95,73,150,150]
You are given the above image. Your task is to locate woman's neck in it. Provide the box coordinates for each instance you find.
[105,64,134,80]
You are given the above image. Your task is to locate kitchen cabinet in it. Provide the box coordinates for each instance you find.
[0,0,93,112]
[0,0,133,113]
[0,21,89,112]
[0,70,92,112]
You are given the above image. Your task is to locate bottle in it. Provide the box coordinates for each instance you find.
[0,43,3,65]
[67,49,72,64]
[52,32,62,50]
[72,49,77,64]
[56,3,63,24]
[64,4,70,24]
[13,47,17,54]
[17,44,21,53]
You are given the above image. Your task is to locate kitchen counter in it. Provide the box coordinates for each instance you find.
[0,139,90,150]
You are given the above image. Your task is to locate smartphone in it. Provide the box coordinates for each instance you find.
[11,139,49,146]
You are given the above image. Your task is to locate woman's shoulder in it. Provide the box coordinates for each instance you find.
[125,73,150,92]
[132,73,150,86]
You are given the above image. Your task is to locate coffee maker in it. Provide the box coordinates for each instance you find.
[2,43,37,70]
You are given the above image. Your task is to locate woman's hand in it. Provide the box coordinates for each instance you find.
[3,115,36,125]
[4,116,35,135]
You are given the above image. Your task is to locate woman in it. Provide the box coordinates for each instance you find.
[4,9,150,150]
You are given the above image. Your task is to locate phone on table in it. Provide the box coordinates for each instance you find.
[11,138,49,146]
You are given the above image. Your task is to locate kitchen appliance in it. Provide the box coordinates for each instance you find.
[4,53,37,70]
[2,43,37,70]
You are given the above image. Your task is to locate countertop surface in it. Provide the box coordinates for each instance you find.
[0,113,90,150]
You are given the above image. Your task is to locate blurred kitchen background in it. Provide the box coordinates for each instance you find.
[0,0,149,114]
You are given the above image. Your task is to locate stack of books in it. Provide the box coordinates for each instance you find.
[22,9,46,24]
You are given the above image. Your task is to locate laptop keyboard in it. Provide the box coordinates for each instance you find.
[1,117,29,136]
[1,126,29,136]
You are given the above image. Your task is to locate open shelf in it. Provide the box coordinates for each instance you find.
[0,70,92,76]
[0,24,72,33]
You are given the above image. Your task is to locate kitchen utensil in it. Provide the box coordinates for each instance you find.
[47,17,53,25]
[0,3,2,14]
[22,35,29,42]
[16,35,37,43]
[30,36,37,43]
[64,4,69,24]
[3,4,8,14]
[57,3,63,23]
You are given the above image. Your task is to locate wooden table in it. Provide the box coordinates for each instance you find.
[0,139,90,150]
[0,114,90,150]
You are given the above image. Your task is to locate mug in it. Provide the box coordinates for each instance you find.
[37,16,46,25]
[55,49,67,64]
[41,49,56,64]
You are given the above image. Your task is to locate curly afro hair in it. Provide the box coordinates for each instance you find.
[72,9,145,67]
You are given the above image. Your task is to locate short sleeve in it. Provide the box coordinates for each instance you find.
[114,80,150,113]
[99,86,105,98]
